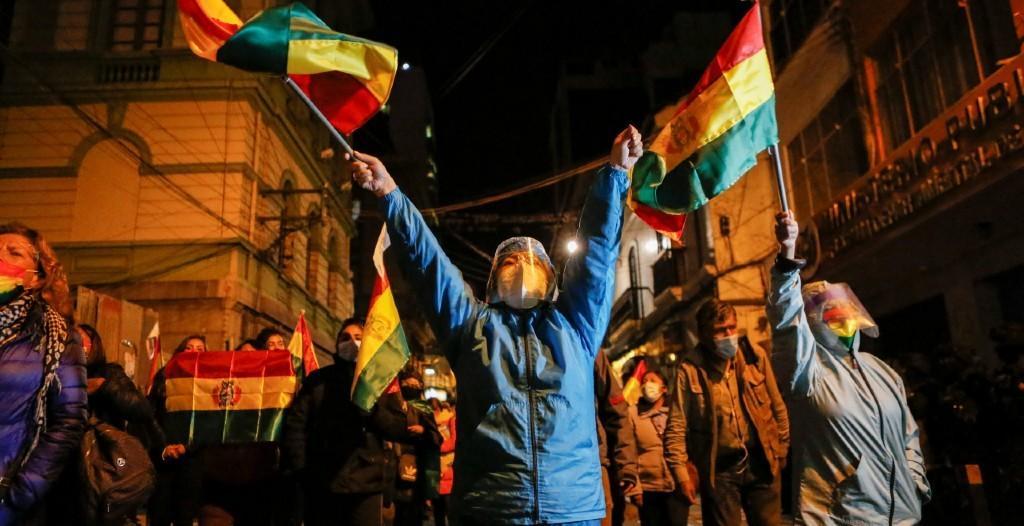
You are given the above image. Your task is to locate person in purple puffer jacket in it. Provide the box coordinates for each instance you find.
[0,223,86,525]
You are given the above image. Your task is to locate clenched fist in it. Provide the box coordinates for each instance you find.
[346,151,397,198]
[610,125,643,171]
[775,210,799,260]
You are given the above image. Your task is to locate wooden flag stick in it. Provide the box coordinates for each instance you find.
[767,144,790,212]
[282,76,356,157]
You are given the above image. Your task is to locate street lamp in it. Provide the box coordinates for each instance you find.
[566,239,579,254]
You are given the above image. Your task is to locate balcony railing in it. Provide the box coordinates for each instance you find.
[97,59,161,84]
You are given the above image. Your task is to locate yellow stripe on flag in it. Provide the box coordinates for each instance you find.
[165,376,296,412]
[287,39,398,102]
[648,49,773,173]
[354,286,401,379]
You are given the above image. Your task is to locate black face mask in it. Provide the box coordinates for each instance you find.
[401,386,423,400]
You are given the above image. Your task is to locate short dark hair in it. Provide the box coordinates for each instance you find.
[255,327,287,349]
[173,334,207,354]
[76,323,105,369]
[341,317,365,331]
[235,339,259,351]
[696,299,737,332]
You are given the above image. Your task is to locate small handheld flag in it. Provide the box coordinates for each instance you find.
[352,226,411,412]
[288,311,320,378]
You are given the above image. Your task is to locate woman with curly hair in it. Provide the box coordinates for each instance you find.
[0,223,86,525]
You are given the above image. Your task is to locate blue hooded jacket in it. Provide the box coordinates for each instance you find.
[380,165,627,525]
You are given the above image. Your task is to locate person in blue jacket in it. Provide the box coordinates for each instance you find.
[346,126,643,525]
[768,211,930,525]
[0,223,86,525]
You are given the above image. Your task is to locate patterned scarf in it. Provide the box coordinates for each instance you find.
[0,293,69,469]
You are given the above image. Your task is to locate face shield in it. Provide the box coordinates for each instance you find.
[802,281,879,338]
[485,237,557,309]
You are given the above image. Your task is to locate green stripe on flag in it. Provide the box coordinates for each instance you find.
[632,95,778,214]
[352,325,410,412]
[163,408,287,446]
[216,5,291,73]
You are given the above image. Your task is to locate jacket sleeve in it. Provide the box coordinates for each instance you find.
[762,346,790,461]
[598,349,634,485]
[380,189,479,359]
[663,364,691,486]
[897,375,931,503]
[556,166,628,359]
[368,390,415,442]
[767,262,820,397]
[594,353,638,487]
[282,374,321,474]
[7,342,87,511]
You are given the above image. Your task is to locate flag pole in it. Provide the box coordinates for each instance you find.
[281,76,356,158]
[767,144,790,212]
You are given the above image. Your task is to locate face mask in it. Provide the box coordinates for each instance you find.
[828,317,859,338]
[497,260,548,310]
[401,381,423,400]
[0,259,28,304]
[642,382,662,403]
[336,339,360,362]
[711,335,739,360]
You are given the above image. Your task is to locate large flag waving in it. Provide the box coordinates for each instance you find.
[629,3,777,240]
[287,311,320,378]
[178,0,398,134]
[352,226,411,412]
[162,350,296,445]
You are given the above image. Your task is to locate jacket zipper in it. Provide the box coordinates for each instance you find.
[852,352,895,525]
[522,318,541,523]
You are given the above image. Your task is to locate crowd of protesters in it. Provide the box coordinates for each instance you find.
[0,126,1020,526]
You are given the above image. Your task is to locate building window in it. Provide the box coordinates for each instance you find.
[870,0,1017,152]
[110,0,165,51]
[787,81,868,220]
[768,0,829,71]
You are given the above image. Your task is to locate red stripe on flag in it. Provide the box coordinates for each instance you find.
[164,350,295,379]
[178,0,241,41]
[630,200,687,242]
[290,72,382,135]
[675,3,765,116]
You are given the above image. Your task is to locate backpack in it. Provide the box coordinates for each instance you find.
[79,418,156,525]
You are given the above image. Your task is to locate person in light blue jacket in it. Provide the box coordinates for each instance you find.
[767,211,930,526]
[346,126,643,525]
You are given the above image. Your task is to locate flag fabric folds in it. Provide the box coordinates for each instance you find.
[619,360,648,406]
[352,226,411,412]
[161,350,297,445]
[177,0,398,134]
[288,311,320,378]
[145,322,161,395]
[629,3,777,241]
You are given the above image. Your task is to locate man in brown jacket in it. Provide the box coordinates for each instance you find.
[664,299,789,526]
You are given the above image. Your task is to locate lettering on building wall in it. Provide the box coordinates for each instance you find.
[813,55,1024,265]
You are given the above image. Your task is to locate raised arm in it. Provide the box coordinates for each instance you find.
[767,211,819,397]
[556,126,638,358]
[349,152,479,352]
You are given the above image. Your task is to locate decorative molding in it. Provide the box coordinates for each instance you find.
[0,166,76,178]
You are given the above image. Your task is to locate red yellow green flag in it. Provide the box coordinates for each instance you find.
[177,0,397,134]
[287,311,320,378]
[162,350,296,445]
[352,226,411,412]
[621,360,648,406]
[629,3,777,241]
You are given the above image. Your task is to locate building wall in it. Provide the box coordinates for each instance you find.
[0,0,358,351]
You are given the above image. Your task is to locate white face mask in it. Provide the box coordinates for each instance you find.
[336,339,361,362]
[497,261,548,310]
[642,381,663,403]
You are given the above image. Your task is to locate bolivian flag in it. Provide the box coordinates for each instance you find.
[352,226,411,412]
[620,359,648,406]
[288,311,320,379]
[162,350,296,445]
[629,3,777,240]
[178,0,398,134]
